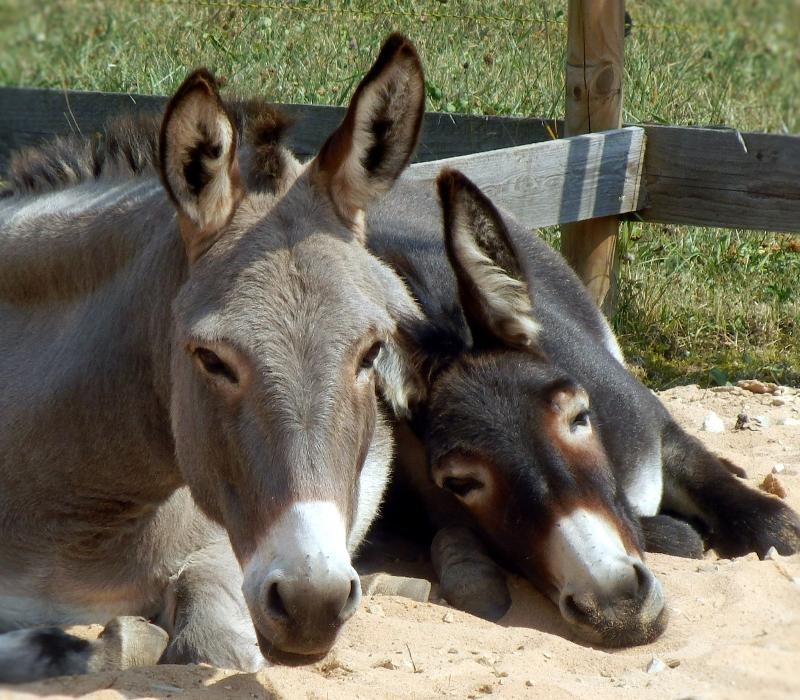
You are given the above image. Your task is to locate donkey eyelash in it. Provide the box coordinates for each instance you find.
[359,341,384,371]
[571,410,591,428]
[194,347,239,384]
[442,476,483,497]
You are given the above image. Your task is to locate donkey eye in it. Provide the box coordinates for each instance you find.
[442,476,483,498]
[359,341,383,371]
[571,410,591,430]
[194,348,238,384]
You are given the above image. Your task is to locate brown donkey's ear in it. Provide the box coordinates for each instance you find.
[311,33,425,242]
[438,169,541,351]
[159,69,242,262]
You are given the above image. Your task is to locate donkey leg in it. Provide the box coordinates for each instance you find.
[0,627,95,683]
[0,617,166,683]
[661,421,800,558]
[640,515,704,559]
[160,539,263,672]
[430,526,511,621]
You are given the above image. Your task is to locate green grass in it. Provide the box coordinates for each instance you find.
[1,0,799,388]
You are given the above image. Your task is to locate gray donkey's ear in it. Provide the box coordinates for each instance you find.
[159,69,242,262]
[310,33,424,242]
[438,169,541,351]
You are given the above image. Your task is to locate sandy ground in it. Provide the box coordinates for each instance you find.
[2,384,800,700]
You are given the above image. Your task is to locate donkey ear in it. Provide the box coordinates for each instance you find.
[310,33,424,241]
[438,169,541,350]
[159,69,242,261]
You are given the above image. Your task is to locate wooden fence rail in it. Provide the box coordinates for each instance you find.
[1,86,799,234]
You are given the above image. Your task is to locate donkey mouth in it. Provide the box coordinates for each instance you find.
[255,629,337,664]
[560,595,669,648]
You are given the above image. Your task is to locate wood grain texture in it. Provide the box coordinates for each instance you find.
[561,0,626,313]
[639,125,800,233]
[405,127,646,230]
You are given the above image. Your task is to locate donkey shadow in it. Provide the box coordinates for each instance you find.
[357,530,586,645]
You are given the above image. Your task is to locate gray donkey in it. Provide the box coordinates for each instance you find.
[366,170,800,647]
[0,34,427,681]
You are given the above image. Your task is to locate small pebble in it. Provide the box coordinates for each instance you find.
[734,413,750,431]
[442,611,455,623]
[772,397,791,407]
[764,546,780,560]
[780,418,800,427]
[737,379,778,394]
[753,415,770,428]
[646,656,666,674]
[365,603,385,616]
[702,412,725,433]
[448,647,458,654]
[773,463,786,474]
[760,473,787,498]
[525,680,534,687]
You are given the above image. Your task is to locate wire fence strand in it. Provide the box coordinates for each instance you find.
[141,0,701,34]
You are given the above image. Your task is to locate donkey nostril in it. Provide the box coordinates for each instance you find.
[632,562,653,599]
[562,593,592,621]
[267,581,290,621]
[339,576,362,622]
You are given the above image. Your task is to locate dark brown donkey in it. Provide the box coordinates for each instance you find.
[366,170,800,647]
[0,35,427,681]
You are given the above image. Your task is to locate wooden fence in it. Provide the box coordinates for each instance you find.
[1,0,799,311]
[3,85,798,234]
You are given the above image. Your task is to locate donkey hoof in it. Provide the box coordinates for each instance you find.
[431,527,511,621]
[641,515,704,559]
[715,498,800,558]
[93,616,169,672]
[361,573,432,602]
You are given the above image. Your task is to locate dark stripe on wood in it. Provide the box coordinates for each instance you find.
[2,87,800,232]
[0,86,554,168]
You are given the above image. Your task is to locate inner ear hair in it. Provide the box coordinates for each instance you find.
[159,69,242,260]
[438,169,541,350]
[374,326,427,418]
[311,33,425,239]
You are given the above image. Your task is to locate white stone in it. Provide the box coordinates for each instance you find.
[701,412,725,433]
[646,656,666,674]
[773,463,786,474]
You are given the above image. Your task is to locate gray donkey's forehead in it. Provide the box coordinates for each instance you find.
[175,231,395,345]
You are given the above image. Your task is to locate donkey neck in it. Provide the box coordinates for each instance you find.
[0,177,189,502]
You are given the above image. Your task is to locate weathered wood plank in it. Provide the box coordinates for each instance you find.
[0,86,555,168]
[406,127,646,230]
[3,86,799,233]
[639,125,800,233]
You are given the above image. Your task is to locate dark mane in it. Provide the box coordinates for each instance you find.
[2,98,293,197]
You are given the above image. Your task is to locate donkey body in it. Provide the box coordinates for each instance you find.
[0,35,426,681]
[367,172,800,646]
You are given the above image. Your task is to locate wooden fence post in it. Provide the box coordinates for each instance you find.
[561,0,625,314]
